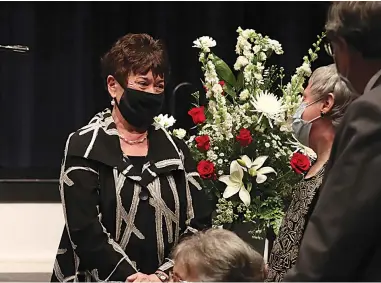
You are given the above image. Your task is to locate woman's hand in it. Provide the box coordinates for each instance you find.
[127,272,162,282]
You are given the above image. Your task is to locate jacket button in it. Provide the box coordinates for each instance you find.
[139,190,149,201]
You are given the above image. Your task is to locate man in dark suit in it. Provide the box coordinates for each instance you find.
[284,2,381,281]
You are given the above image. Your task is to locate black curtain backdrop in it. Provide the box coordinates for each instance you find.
[0,1,333,178]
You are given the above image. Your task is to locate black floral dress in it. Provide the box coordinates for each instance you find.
[266,165,326,282]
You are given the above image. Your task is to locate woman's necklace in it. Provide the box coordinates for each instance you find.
[119,132,148,145]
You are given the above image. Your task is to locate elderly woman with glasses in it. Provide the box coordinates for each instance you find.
[266,64,358,282]
[51,33,213,283]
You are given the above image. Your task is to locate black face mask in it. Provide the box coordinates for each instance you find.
[115,87,164,129]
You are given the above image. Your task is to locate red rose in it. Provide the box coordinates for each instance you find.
[188,106,206,124]
[197,160,216,179]
[236,128,253,147]
[195,135,211,151]
[218,81,225,86]
[290,152,311,174]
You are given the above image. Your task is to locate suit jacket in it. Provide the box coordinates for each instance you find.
[284,79,381,281]
[51,109,213,282]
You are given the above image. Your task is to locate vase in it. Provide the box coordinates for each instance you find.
[223,222,270,262]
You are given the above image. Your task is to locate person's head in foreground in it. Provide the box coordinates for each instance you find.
[101,33,168,131]
[170,228,265,282]
[325,1,381,94]
[292,64,357,149]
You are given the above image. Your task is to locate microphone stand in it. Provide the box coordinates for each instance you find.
[0,44,29,53]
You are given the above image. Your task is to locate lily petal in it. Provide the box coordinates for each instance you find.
[257,166,277,175]
[219,175,233,186]
[256,174,268,184]
[241,155,252,168]
[253,156,268,170]
[223,185,241,199]
[230,161,244,181]
[239,187,251,206]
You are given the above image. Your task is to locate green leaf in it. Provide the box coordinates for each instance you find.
[247,182,253,193]
[214,55,236,87]
[236,72,244,92]
[224,84,236,98]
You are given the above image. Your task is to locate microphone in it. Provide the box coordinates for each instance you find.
[0,44,29,53]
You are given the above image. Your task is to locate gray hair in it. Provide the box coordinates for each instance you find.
[308,64,358,128]
[325,1,381,59]
[171,228,265,282]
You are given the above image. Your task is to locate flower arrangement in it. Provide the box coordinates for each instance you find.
[165,28,325,239]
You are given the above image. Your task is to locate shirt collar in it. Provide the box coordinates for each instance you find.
[364,68,381,94]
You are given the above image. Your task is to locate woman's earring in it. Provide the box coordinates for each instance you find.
[321,111,325,117]
[111,100,115,106]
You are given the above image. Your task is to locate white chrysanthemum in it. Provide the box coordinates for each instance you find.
[173,128,186,139]
[251,90,286,127]
[153,114,176,130]
[193,36,216,52]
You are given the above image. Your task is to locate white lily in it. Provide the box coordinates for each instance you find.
[237,155,276,184]
[219,160,251,206]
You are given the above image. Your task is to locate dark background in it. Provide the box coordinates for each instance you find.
[0,1,333,178]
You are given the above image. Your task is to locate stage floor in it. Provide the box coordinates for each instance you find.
[0,273,51,282]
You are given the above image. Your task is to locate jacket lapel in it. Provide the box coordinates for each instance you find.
[67,109,184,186]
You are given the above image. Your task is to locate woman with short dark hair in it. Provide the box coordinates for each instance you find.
[51,33,213,282]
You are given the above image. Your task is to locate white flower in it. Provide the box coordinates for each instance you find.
[251,90,286,127]
[258,52,267,61]
[217,159,223,165]
[173,128,186,139]
[238,155,277,184]
[268,39,283,55]
[239,89,250,101]
[188,135,195,142]
[219,161,251,206]
[287,136,317,160]
[252,45,261,54]
[153,114,176,130]
[301,62,312,76]
[234,56,249,70]
[254,72,263,81]
[193,36,216,52]
[207,150,218,161]
[265,143,270,148]
[199,52,205,62]
[212,83,223,95]
[218,170,224,176]
[241,29,255,40]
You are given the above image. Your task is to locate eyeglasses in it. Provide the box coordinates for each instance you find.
[169,271,188,283]
[324,42,334,57]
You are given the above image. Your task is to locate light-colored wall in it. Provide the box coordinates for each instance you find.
[0,203,64,273]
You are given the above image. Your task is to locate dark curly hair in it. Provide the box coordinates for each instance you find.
[101,33,169,87]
